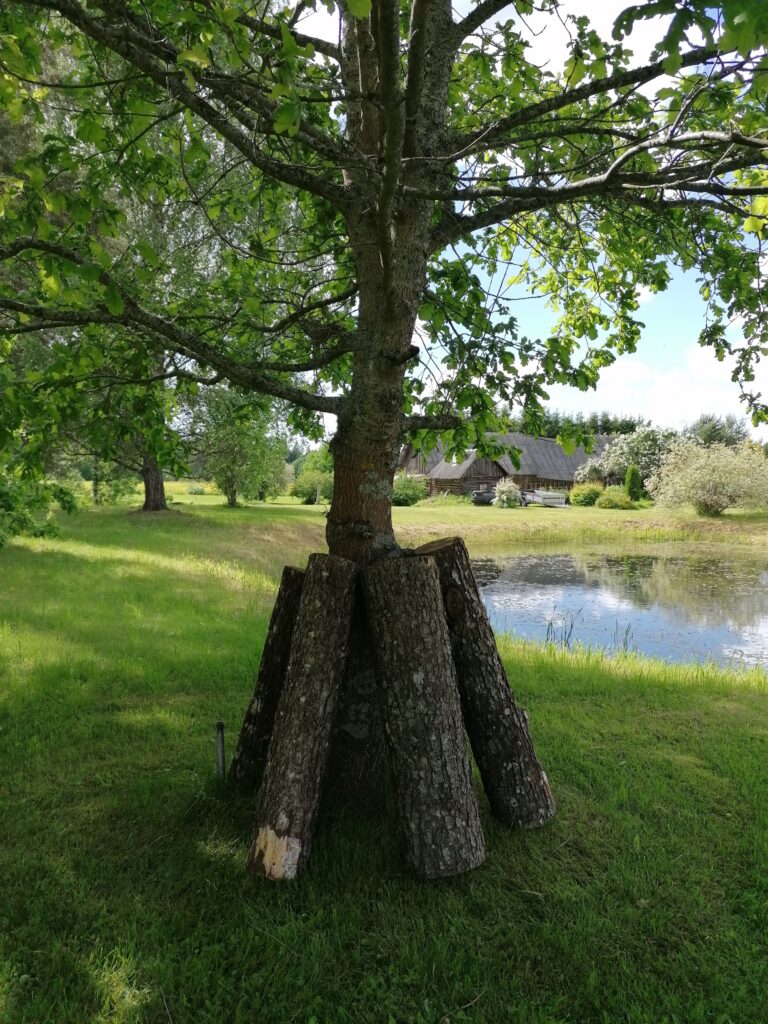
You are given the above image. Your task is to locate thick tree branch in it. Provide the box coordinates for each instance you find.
[0,239,344,415]
[453,0,512,41]
[236,11,340,62]
[428,133,768,248]
[376,0,406,278]
[403,413,462,432]
[24,0,350,207]
[403,0,431,157]
[450,45,719,158]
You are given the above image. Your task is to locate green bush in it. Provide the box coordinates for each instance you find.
[492,477,521,508]
[392,474,427,506]
[569,482,604,506]
[648,440,768,517]
[0,466,75,545]
[292,469,333,505]
[595,485,637,510]
[625,463,642,501]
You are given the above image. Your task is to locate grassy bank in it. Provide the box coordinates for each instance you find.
[1,505,767,1023]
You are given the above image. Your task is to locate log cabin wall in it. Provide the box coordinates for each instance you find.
[429,459,505,496]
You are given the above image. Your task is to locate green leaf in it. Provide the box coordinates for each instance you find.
[178,47,210,68]
[346,0,372,18]
[273,101,300,136]
[137,238,159,267]
[103,284,125,315]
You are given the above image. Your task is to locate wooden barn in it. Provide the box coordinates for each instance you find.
[404,432,611,496]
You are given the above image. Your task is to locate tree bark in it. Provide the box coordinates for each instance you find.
[326,582,388,800]
[140,455,167,511]
[363,555,485,879]
[417,538,556,828]
[92,463,102,506]
[247,553,357,880]
[229,566,305,786]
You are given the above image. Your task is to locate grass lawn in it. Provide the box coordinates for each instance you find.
[1,502,767,1023]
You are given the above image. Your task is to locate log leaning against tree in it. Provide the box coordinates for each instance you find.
[325,583,389,798]
[363,555,486,879]
[417,538,555,828]
[229,565,305,786]
[247,553,357,880]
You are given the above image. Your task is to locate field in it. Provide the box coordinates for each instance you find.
[1,500,767,1023]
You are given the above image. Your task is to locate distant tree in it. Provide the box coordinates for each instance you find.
[292,444,334,504]
[576,427,679,486]
[686,413,750,448]
[193,388,288,507]
[502,407,647,439]
[625,464,642,500]
[648,440,768,516]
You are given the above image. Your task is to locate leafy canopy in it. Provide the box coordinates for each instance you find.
[1,1,768,466]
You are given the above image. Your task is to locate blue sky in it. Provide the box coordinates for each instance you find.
[502,267,768,440]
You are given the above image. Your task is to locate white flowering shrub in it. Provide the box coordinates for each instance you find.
[647,440,768,517]
[492,477,522,508]
[575,427,679,486]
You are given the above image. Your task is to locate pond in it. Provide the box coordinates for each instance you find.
[472,551,768,669]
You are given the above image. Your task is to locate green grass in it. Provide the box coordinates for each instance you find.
[1,503,767,1023]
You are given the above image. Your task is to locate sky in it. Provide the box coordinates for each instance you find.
[299,0,768,440]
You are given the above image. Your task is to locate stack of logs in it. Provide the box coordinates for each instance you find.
[230,537,555,880]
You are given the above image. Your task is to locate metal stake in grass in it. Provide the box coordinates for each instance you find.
[216,721,225,780]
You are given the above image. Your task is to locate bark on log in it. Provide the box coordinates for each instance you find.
[364,555,485,879]
[247,553,357,880]
[417,537,556,828]
[229,566,305,786]
[326,582,388,800]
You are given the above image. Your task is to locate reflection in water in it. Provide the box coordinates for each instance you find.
[473,552,768,668]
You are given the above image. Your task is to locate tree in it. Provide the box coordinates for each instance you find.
[576,426,679,485]
[647,439,768,515]
[192,387,288,507]
[3,1,768,878]
[625,464,642,500]
[292,444,334,503]
[501,406,648,439]
[686,412,750,448]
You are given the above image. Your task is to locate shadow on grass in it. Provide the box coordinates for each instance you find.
[2,530,768,1023]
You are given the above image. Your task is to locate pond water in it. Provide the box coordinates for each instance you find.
[472,551,768,669]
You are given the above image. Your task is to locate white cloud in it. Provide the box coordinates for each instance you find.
[545,343,768,440]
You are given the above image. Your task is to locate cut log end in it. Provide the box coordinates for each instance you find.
[247,826,303,881]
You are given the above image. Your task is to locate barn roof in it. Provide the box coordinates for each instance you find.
[428,432,612,484]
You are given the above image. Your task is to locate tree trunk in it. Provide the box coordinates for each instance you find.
[230,566,305,786]
[417,538,556,828]
[226,487,238,507]
[248,553,357,880]
[141,456,167,511]
[363,555,486,879]
[92,464,102,506]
